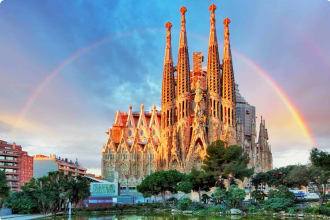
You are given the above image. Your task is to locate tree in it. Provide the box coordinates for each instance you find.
[137,170,184,203]
[13,171,90,214]
[263,185,295,212]
[202,140,254,187]
[252,165,297,188]
[287,165,329,205]
[177,168,216,202]
[67,175,91,207]
[0,170,10,209]
[310,148,330,171]
[211,185,245,208]
[252,172,270,190]
[5,191,39,214]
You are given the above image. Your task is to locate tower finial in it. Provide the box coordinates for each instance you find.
[164,22,172,62]
[165,21,172,31]
[180,6,187,15]
[180,6,187,33]
[223,18,231,40]
[209,4,216,26]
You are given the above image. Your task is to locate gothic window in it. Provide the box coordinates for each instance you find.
[141,120,144,126]
[140,129,144,136]
[128,129,132,136]
[228,108,231,125]
[152,129,156,136]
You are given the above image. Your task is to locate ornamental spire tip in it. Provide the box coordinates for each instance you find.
[180,6,187,15]
[223,18,231,27]
[165,22,172,31]
[209,4,216,12]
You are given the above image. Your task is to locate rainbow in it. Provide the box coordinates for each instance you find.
[14,30,315,146]
[234,53,315,146]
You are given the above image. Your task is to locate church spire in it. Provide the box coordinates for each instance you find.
[221,18,235,102]
[176,6,191,119]
[207,4,221,119]
[164,22,173,63]
[221,18,236,126]
[161,22,175,129]
[177,6,190,97]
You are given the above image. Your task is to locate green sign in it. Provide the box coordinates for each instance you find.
[90,183,118,196]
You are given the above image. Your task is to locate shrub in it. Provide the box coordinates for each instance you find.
[178,198,192,211]
[268,185,295,201]
[319,206,330,216]
[263,198,294,211]
[5,192,39,214]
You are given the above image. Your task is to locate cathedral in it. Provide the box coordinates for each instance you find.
[101,5,273,187]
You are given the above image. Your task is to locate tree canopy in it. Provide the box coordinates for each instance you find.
[6,171,90,214]
[177,168,216,201]
[202,140,254,187]
[0,170,10,208]
[137,169,184,202]
[310,148,330,171]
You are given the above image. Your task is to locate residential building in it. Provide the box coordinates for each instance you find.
[33,154,86,178]
[0,140,33,191]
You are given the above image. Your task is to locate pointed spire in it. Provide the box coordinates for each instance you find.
[209,4,217,45]
[221,17,235,102]
[177,6,190,97]
[207,4,221,95]
[164,22,172,63]
[179,6,187,47]
[223,18,232,60]
[161,22,175,107]
[161,22,176,129]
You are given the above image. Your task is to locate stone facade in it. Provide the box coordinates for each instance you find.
[101,5,273,187]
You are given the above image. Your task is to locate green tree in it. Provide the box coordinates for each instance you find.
[211,185,245,208]
[0,170,10,208]
[287,165,329,205]
[177,168,216,202]
[263,185,295,212]
[67,175,91,208]
[5,191,39,214]
[202,140,254,187]
[310,148,330,171]
[15,171,90,214]
[252,172,270,190]
[251,190,266,201]
[137,170,184,203]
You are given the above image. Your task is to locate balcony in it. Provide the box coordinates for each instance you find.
[0,158,19,163]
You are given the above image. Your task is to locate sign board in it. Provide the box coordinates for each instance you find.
[90,182,118,197]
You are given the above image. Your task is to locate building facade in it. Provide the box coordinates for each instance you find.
[102,5,273,187]
[33,154,86,178]
[0,140,33,191]
[235,85,273,172]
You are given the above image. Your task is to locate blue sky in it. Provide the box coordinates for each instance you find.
[0,0,329,174]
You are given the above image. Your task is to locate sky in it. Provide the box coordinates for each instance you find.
[0,0,329,175]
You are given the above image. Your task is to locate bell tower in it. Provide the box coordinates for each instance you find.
[221,18,237,145]
[207,4,222,143]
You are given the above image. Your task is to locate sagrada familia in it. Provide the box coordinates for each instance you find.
[101,5,273,187]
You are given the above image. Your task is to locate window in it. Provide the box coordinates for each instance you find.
[152,129,156,135]
[128,130,132,136]
[140,130,144,136]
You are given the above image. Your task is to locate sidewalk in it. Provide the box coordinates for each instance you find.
[0,214,50,220]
